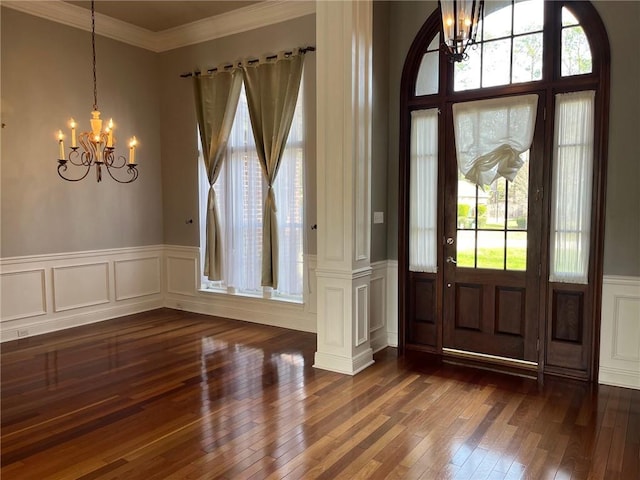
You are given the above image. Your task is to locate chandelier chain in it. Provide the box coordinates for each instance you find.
[91,0,98,111]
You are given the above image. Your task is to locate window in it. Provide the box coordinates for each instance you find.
[454,0,544,91]
[200,83,305,299]
[409,109,438,272]
[550,90,595,283]
[405,1,603,281]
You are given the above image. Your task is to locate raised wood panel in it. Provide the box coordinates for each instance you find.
[495,287,524,336]
[546,284,590,376]
[552,290,584,344]
[455,284,482,331]
[408,274,437,347]
[52,263,109,312]
[114,257,161,301]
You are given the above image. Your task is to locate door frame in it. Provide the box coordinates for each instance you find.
[398,1,610,381]
[441,92,546,364]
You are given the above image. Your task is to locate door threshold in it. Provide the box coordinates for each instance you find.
[443,348,538,379]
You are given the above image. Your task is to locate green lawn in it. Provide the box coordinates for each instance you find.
[457,247,527,270]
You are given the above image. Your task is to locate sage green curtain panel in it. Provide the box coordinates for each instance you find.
[193,70,242,280]
[242,53,304,288]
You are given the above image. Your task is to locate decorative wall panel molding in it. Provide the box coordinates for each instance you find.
[53,262,110,312]
[165,252,199,297]
[386,261,399,347]
[599,275,640,389]
[0,246,164,342]
[114,257,161,301]
[0,269,46,322]
[370,261,387,352]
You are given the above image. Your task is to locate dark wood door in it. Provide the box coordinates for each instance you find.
[442,99,544,362]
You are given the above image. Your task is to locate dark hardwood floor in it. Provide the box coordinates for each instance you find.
[1,309,638,479]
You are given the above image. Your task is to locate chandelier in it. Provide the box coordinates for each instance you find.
[56,0,138,183]
[439,0,484,62]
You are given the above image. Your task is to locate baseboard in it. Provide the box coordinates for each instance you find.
[164,294,316,333]
[598,366,640,390]
[0,298,164,342]
[313,348,374,375]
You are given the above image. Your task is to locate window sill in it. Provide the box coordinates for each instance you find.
[198,286,303,305]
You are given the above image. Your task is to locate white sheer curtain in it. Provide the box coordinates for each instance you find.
[550,90,595,284]
[218,85,263,293]
[211,83,304,297]
[453,94,538,186]
[409,109,438,273]
[274,82,304,297]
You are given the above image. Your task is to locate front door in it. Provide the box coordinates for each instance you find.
[442,99,544,362]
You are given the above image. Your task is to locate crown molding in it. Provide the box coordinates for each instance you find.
[155,1,316,52]
[2,1,158,51]
[1,0,316,53]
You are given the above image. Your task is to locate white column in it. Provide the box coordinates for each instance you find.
[314,0,373,375]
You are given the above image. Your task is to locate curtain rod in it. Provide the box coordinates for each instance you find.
[180,46,315,78]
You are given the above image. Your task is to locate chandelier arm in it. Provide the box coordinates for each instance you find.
[57,161,92,182]
[104,162,139,184]
[103,149,127,169]
[65,148,85,167]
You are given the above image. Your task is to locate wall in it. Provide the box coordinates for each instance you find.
[386,1,438,262]
[594,1,640,277]
[158,15,317,254]
[385,0,640,279]
[0,8,163,258]
[371,1,390,262]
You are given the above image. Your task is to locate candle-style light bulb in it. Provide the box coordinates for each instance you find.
[57,130,65,159]
[69,118,77,148]
[107,118,114,147]
[128,136,137,165]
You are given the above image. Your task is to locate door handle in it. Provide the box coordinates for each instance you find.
[446,256,457,264]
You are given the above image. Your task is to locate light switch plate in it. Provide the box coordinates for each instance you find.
[373,211,384,224]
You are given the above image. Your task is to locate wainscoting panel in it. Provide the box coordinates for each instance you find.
[599,275,640,390]
[115,257,162,301]
[2,247,398,354]
[370,261,388,352]
[0,247,164,342]
[386,261,398,347]
[0,269,46,322]
[355,284,369,347]
[166,253,198,297]
[164,246,317,333]
[53,263,110,312]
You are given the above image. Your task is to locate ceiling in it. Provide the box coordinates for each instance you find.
[66,1,262,32]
